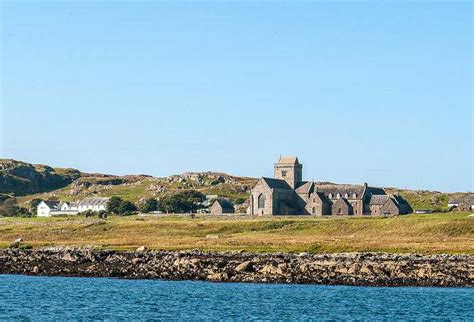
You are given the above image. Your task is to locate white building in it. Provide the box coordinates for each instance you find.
[447,199,460,208]
[77,197,110,212]
[37,200,80,217]
[37,201,61,217]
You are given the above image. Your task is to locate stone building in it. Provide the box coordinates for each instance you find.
[248,156,408,216]
[210,199,235,215]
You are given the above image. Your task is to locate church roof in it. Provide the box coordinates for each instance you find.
[277,156,300,164]
[315,184,366,199]
[295,181,313,193]
[369,194,390,205]
[262,177,293,190]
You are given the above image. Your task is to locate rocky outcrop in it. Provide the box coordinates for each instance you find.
[0,248,472,287]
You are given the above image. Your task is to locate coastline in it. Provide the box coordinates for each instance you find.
[1,248,472,287]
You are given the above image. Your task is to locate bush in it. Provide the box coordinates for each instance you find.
[140,198,158,213]
[79,210,96,217]
[97,210,108,219]
[106,196,123,214]
[106,197,137,215]
[0,198,32,217]
[234,198,246,205]
[158,190,206,213]
[117,201,137,216]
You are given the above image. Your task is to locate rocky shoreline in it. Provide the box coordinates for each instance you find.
[0,248,472,287]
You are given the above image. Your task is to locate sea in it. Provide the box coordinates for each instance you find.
[0,275,472,320]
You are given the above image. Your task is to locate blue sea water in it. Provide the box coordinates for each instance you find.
[0,275,473,320]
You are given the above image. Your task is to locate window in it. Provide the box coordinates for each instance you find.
[312,207,315,213]
[258,194,266,209]
[281,171,287,177]
[345,193,349,198]
[338,208,342,215]
[353,193,357,198]
[336,193,340,199]
[329,193,333,199]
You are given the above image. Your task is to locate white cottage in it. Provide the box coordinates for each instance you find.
[37,201,61,217]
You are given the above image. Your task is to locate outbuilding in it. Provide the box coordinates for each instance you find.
[210,199,235,215]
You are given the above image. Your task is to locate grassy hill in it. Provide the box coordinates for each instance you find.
[1,159,471,212]
[0,159,81,195]
[0,213,472,254]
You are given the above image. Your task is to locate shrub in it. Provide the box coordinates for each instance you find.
[106,196,123,214]
[140,198,158,213]
[117,201,137,216]
[97,210,108,219]
[158,190,206,213]
[81,210,96,218]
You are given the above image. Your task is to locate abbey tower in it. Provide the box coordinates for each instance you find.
[274,156,302,189]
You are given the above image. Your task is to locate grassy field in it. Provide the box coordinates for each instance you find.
[0,213,472,254]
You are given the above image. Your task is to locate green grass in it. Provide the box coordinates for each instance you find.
[0,212,472,254]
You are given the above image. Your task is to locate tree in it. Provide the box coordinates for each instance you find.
[29,198,43,215]
[140,198,158,213]
[117,200,137,216]
[107,196,123,214]
[0,198,32,217]
[158,190,206,213]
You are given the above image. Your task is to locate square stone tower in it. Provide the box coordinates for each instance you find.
[274,156,302,189]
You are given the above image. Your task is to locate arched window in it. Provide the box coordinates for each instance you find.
[258,194,265,209]
[312,207,315,214]
[336,193,341,199]
[329,193,333,199]
[344,193,349,199]
[338,208,342,215]
[353,193,357,199]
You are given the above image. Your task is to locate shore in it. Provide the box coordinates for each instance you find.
[1,248,472,287]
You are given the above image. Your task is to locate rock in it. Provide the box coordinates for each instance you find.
[131,258,141,265]
[235,261,254,272]
[207,272,229,281]
[61,253,77,262]
[206,235,219,240]
[9,238,23,249]
[260,265,284,275]
[0,249,471,287]
[136,246,148,252]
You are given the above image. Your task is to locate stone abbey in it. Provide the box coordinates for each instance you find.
[249,156,409,216]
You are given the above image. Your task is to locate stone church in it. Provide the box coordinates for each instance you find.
[248,156,409,216]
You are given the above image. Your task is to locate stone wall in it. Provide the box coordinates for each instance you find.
[0,248,472,287]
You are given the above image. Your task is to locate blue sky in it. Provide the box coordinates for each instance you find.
[1,1,472,192]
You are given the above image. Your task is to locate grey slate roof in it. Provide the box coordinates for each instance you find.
[314,184,366,200]
[78,197,110,207]
[43,201,60,209]
[295,181,313,194]
[214,199,235,212]
[369,195,390,206]
[262,177,293,190]
[448,199,461,204]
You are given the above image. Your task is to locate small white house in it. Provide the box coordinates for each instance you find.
[77,197,110,212]
[447,199,460,208]
[37,201,61,217]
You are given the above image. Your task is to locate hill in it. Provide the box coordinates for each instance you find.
[0,159,82,195]
[1,159,471,212]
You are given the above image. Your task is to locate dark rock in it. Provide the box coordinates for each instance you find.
[0,248,472,287]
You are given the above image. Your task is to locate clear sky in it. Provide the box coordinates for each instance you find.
[0,1,472,192]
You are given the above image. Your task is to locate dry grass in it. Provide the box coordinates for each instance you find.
[0,213,472,254]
